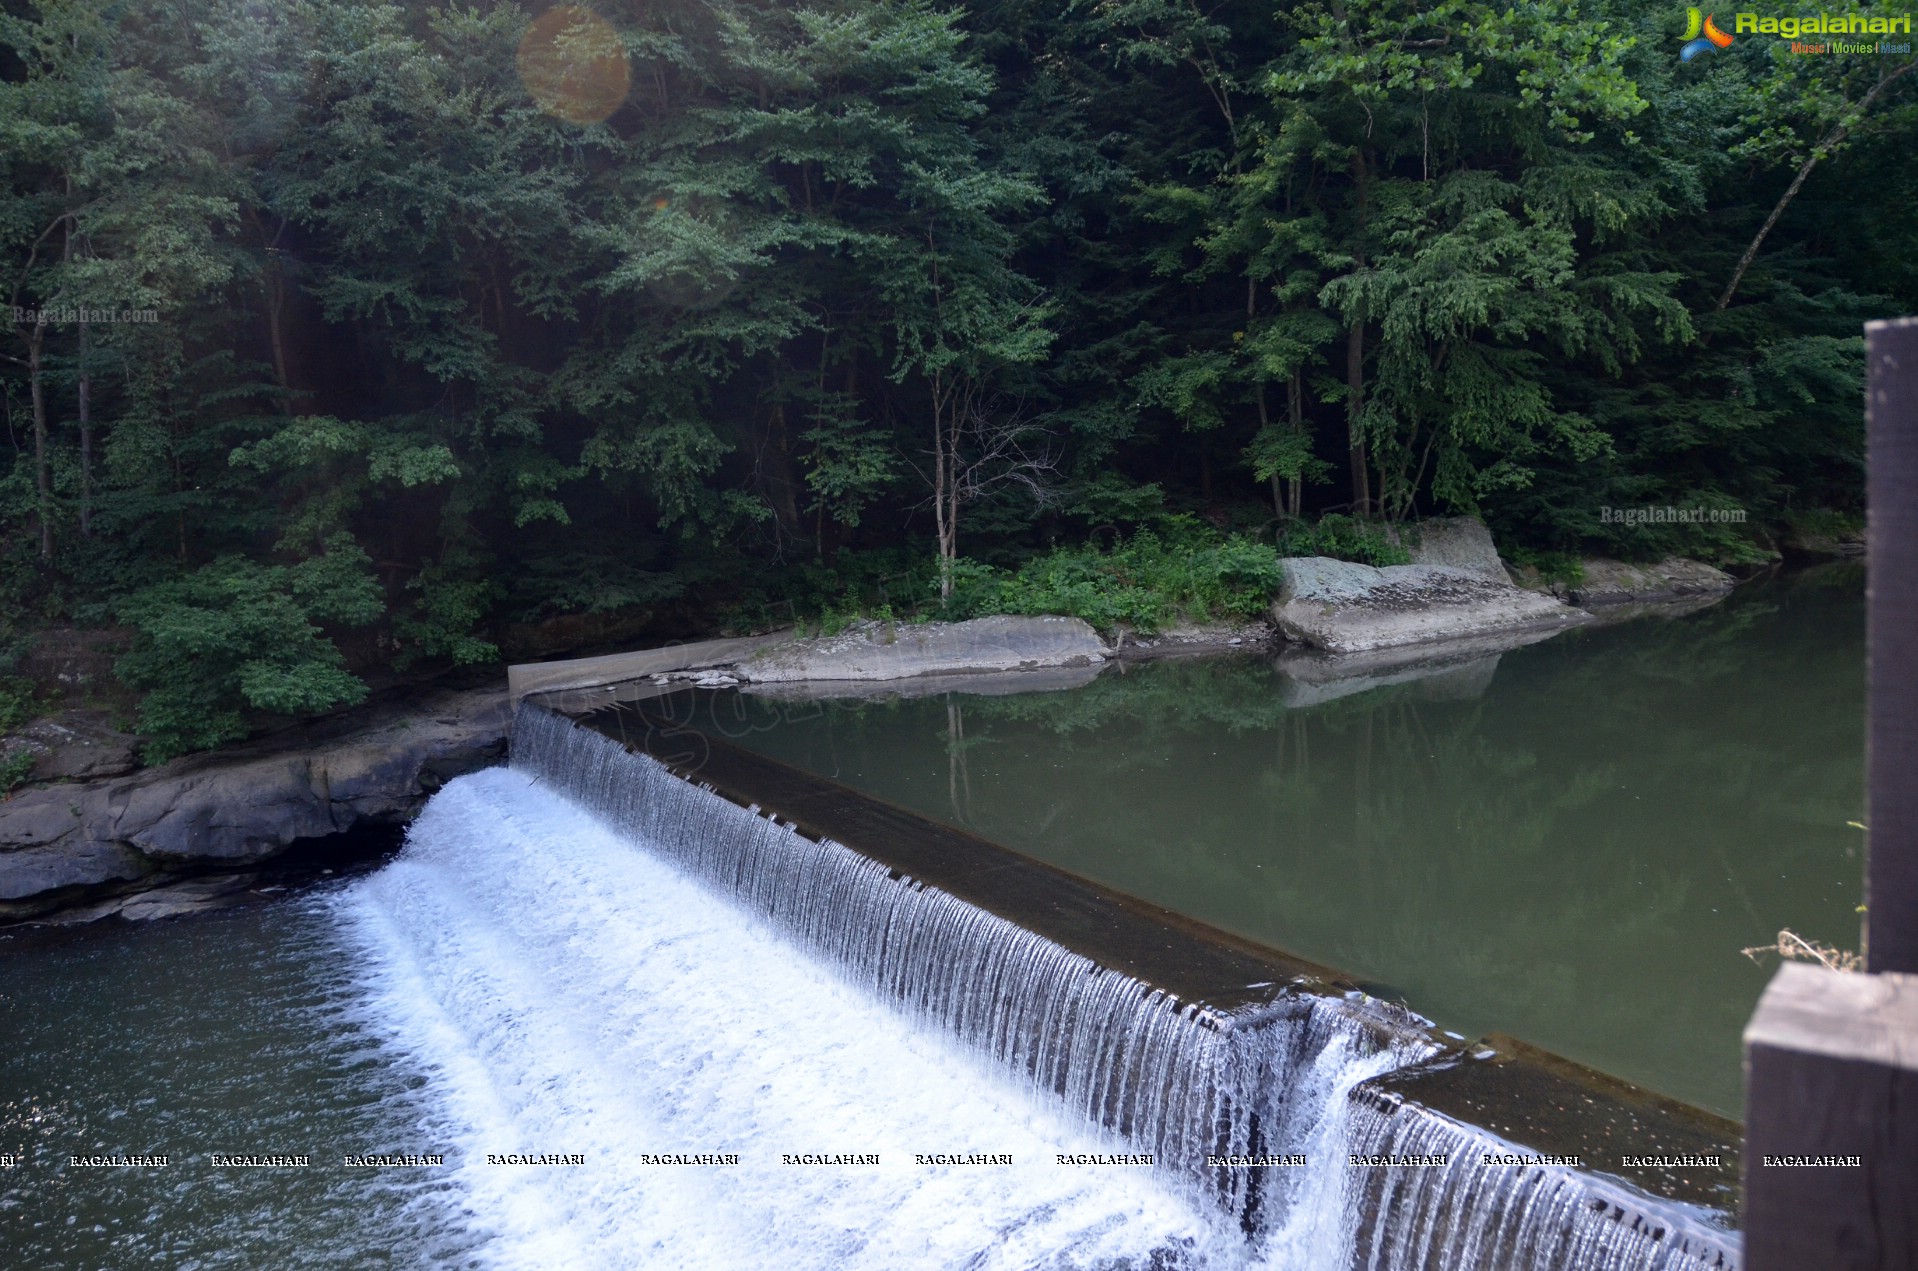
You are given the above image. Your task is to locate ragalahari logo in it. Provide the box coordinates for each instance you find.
[1681,8,1737,58]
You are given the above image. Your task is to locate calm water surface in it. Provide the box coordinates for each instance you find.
[713,567,1865,1116]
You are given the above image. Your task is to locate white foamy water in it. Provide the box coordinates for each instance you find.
[334,768,1249,1271]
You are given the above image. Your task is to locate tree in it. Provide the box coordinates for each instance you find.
[1262,0,1687,522]
[1713,7,1918,310]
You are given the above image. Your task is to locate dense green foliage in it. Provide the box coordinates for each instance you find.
[113,534,383,758]
[3,0,1910,751]
[943,521,1286,632]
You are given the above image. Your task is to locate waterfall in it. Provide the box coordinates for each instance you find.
[1331,1084,1740,1271]
[511,703,1430,1237]
[338,765,1230,1269]
[373,701,1744,1270]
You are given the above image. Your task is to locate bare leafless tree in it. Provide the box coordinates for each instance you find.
[912,377,1059,598]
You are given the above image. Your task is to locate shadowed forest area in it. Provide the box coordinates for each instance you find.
[2,0,1911,759]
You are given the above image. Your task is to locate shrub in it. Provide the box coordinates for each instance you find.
[115,535,384,761]
[942,519,1284,634]
[0,676,35,733]
[1274,514,1410,567]
[1,747,33,795]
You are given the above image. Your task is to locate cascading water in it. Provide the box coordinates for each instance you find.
[336,701,1741,1269]
[509,703,1429,1243]
[1331,1086,1740,1271]
[338,764,1235,1269]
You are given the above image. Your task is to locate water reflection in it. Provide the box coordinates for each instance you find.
[723,568,1865,1116]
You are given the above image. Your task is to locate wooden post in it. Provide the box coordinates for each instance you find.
[1743,316,1918,1270]
[1866,315,1918,975]
[1743,964,1918,1270]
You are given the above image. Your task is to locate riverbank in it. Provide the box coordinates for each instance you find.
[0,526,1756,922]
[0,687,510,922]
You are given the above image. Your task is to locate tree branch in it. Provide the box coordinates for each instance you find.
[1717,60,1917,311]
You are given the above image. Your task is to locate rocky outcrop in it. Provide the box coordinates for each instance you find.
[1559,557,1736,606]
[1400,516,1510,583]
[735,615,1108,683]
[1272,557,1590,655]
[0,687,511,917]
[2,712,141,782]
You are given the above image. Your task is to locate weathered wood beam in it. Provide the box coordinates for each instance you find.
[1743,963,1918,1269]
[1867,315,1918,974]
[1743,316,1918,1271]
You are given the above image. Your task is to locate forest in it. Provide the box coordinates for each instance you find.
[2,0,1912,760]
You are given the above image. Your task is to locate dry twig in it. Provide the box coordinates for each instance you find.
[1741,928,1862,973]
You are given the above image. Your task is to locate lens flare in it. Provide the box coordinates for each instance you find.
[517,6,631,125]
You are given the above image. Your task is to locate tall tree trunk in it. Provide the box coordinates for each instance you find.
[59,192,92,536]
[62,186,90,534]
[251,208,299,412]
[766,402,804,547]
[933,374,954,599]
[1347,148,1372,516]
[265,267,292,405]
[77,317,91,536]
[1716,137,1831,312]
[28,322,52,560]
[1286,371,1305,519]
[1258,373,1280,518]
[1346,321,1369,516]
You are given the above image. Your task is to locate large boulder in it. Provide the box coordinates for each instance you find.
[736,615,1108,683]
[1563,558,1735,606]
[1272,557,1590,655]
[0,687,511,913]
[1401,517,1510,583]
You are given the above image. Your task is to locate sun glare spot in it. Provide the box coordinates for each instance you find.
[517,6,631,125]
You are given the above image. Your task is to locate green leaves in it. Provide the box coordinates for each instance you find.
[114,535,380,760]
[942,521,1285,633]
[1245,424,1333,485]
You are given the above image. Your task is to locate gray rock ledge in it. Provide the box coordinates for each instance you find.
[0,687,511,916]
[736,615,1108,683]
[1272,557,1590,655]
[1559,557,1736,606]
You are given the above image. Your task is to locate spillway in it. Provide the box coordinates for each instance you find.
[336,696,1742,1268]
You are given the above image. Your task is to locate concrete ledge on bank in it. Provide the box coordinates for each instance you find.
[506,632,791,703]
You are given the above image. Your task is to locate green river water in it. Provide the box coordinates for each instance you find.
[713,566,1866,1117]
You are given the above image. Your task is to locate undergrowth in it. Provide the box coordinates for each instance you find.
[941,522,1283,634]
[724,514,1431,638]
